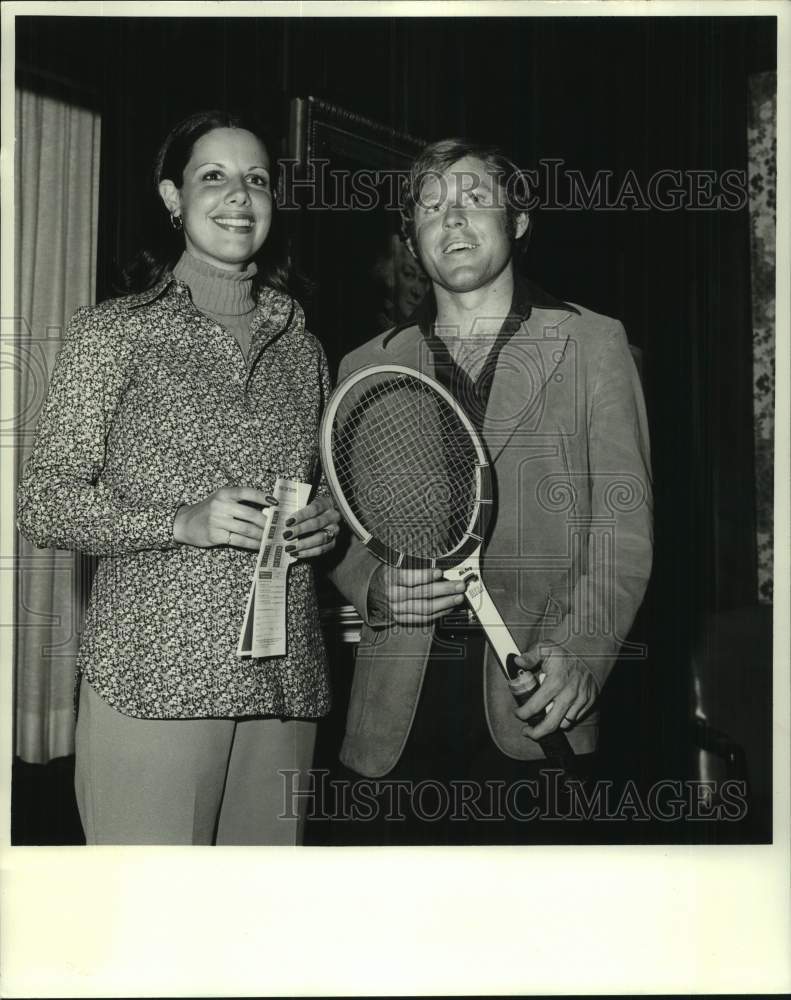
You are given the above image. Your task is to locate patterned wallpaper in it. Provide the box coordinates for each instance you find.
[747,71,776,605]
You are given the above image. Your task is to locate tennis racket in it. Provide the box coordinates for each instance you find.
[320,362,575,765]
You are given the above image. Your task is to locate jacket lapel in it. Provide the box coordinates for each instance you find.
[383,323,438,379]
[381,304,574,463]
[482,307,573,462]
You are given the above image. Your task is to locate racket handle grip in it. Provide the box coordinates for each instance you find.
[506,655,576,763]
[457,580,577,764]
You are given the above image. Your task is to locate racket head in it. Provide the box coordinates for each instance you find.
[320,363,493,570]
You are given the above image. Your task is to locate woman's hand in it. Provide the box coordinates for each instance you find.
[173,487,278,550]
[283,496,341,559]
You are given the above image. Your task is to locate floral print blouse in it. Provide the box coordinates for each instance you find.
[17,273,332,720]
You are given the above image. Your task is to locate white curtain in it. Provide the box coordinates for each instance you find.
[14,89,101,763]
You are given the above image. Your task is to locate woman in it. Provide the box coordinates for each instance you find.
[17,110,340,846]
[370,231,430,331]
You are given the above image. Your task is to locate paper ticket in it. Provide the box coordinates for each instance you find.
[237,477,312,658]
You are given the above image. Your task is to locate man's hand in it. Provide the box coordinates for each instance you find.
[513,643,598,740]
[368,565,466,625]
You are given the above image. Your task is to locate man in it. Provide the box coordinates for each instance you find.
[327,138,653,844]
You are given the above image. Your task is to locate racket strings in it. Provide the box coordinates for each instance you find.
[332,374,479,560]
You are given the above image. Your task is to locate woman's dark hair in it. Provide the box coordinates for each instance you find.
[119,109,292,295]
[400,137,532,257]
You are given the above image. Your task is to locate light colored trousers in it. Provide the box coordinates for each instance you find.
[74,679,316,846]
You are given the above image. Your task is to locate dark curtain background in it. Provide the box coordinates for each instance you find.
[15,14,775,842]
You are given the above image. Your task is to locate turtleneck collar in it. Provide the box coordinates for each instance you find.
[173,252,258,317]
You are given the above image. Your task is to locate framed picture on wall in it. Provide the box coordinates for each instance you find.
[287,96,428,372]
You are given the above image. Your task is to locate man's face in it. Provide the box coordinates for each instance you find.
[411,155,527,295]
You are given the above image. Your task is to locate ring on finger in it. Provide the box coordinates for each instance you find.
[322,524,337,543]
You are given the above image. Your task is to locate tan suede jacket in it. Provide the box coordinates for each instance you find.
[329,284,653,776]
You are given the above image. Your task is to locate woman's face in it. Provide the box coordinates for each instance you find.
[395,249,430,317]
[160,127,273,271]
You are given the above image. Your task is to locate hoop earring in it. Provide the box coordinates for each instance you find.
[169,213,183,232]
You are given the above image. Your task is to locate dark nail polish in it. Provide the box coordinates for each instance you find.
[283,530,293,540]
[285,544,296,553]
[266,496,279,506]
[285,517,295,527]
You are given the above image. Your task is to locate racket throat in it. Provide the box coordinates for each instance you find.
[444,566,520,678]
[457,569,484,603]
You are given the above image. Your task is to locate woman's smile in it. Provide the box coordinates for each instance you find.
[212,213,256,234]
[160,126,273,271]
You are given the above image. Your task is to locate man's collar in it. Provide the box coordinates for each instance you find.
[382,271,579,347]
